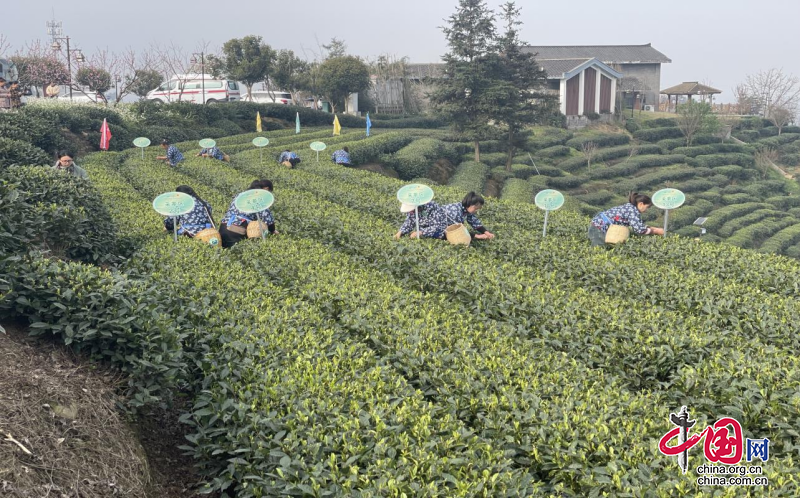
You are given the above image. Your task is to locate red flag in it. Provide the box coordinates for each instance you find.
[100,118,112,151]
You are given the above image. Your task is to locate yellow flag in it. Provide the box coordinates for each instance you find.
[256,112,262,132]
[333,114,341,136]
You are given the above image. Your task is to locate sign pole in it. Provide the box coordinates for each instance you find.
[172,216,178,242]
[141,148,144,160]
[260,149,263,165]
[664,209,669,237]
[543,210,550,238]
[257,213,266,241]
[415,206,420,240]
[316,150,319,164]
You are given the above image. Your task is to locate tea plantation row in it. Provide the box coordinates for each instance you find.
[19,127,792,496]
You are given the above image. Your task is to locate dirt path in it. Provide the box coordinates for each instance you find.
[0,323,211,498]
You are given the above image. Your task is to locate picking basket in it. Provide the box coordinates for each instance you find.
[445,223,471,246]
[247,220,268,239]
[605,225,630,245]
[195,227,221,247]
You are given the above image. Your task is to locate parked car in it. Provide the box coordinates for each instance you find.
[57,89,116,103]
[242,89,295,105]
[146,75,241,104]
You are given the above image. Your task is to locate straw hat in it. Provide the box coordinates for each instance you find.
[400,203,416,213]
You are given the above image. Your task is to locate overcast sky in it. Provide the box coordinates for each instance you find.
[4,0,799,103]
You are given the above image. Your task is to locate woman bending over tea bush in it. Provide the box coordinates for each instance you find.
[588,192,664,247]
[219,179,277,248]
[163,185,214,237]
[441,192,495,240]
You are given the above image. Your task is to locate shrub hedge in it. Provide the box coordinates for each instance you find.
[386,138,458,179]
[565,133,630,150]
[499,178,532,203]
[448,161,489,193]
[632,127,684,142]
[0,137,51,167]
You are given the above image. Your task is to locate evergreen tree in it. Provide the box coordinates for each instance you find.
[492,2,557,170]
[429,0,498,162]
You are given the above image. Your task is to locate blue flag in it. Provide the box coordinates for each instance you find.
[366,112,372,137]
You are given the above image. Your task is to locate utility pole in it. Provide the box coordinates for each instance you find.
[48,18,85,102]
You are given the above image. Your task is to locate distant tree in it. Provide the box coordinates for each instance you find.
[492,2,557,170]
[12,42,69,97]
[740,68,800,123]
[323,38,348,59]
[677,100,720,146]
[75,66,112,102]
[768,105,796,135]
[272,49,309,105]
[755,147,779,180]
[732,84,757,115]
[128,68,163,99]
[216,36,275,101]
[581,141,599,170]
[318,56,370,113]
[429,0,498,162]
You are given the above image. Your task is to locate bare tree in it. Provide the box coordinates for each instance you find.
[627,143,639,162]
[755,147,779,180]
[582,141,598,170]
[742,68,800,121]
[0,34,10,56]
[768,105,796,135]
[367,54,415,114]
[152,41,213,102]
[732,84,757,115]
[108,47,159,103]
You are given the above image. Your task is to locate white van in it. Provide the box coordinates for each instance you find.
[146,74,241,104]
[243,90,295,105]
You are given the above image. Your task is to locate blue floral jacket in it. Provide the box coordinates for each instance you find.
[441,202,487,233]
[331,149,351,165]
[164,199,213,236]
[221,197,275,234]
[166,145,184,166]
[399,201,447,239]
[279,151,299,163]
[591,203,651,235]
[200,147,225,161]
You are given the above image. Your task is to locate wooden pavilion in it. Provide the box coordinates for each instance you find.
[661,82,722,112]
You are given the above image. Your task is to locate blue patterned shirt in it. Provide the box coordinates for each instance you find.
[441,202,487,233]
[164,199,213,236]
[279,151,299,163]
[166,145,184,166]
[331,149,351,165]
[221,197,275,232]
[399,201,447,239]
[591,203,652,235]
[201,146,225,161]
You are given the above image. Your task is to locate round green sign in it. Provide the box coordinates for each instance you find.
[133,137,151,148]
[310,141,327,152]
[534,189,565,211]
[199,138,216,149]
[252,137,269,147]
[652,188,686,210]
[397,184,434,206]
[234,189,275,214]
[153,192,195,217]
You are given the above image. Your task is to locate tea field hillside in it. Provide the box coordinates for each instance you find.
[441,118,800,257]
[5,123,800,496]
